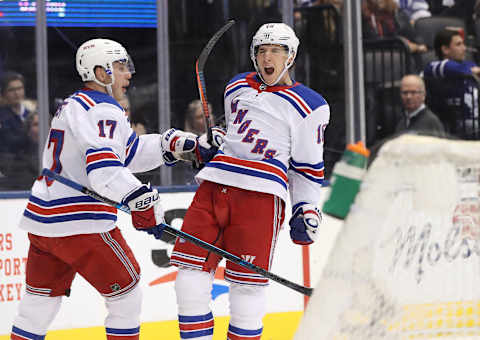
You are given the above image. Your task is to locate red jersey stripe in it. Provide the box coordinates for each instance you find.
[211,155,288,182]
[76,93,95,106]
[87,152,119,163]
[27,203,117,215]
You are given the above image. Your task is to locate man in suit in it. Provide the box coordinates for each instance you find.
[396,74,445,136]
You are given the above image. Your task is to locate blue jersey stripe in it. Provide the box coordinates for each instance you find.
[273,92,307,118]
[290,167,324,184]
[206,162,287,189]
[72,96,90,111]
[86,147,114,155]
[226,72,251,86]
[126,131,137,147]
[290,159,324,169]
[86,160,123,174]
[288,84,327,111]
[225,84,250,98]
[24,210,117,223]
[76,89,124,110]
[125,137,139,167]
[29,195,101,207]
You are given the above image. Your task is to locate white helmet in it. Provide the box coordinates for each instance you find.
[250,23,300,86]
[76,38,134,95]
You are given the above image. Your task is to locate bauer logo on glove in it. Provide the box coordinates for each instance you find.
[134,191,159,210]
[123,184,165,239]
[289,203,322,245]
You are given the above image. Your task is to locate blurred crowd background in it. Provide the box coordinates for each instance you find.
[0,0,479,190]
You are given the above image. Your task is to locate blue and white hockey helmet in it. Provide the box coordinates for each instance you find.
[75,38,135,84]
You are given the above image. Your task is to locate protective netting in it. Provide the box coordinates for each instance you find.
[294,135,480,340]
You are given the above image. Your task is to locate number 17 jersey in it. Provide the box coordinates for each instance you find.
[20,88,164,237]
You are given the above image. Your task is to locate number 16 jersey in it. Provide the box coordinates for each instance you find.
[196,72,330,212]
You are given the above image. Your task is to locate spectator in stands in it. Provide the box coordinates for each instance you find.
[362,0,428,53]
[16,111,40,183]
[423,27,480,138]
[0,111,39,190]
[169,99,215,186]
[0,71,31,121]
[0,71,30,169]
[118,94,147,135]
[184,99,214,136]
[396,74,445,135]
[394,0,431,25]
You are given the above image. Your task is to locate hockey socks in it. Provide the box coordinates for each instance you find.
[227,324,263,340]
[178,312,214,339]
[106,326,140,340]
[10,326,45,340]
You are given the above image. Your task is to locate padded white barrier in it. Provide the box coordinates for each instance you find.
[295,135,480,340]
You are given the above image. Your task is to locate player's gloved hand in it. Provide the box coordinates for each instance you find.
[160,128,198,159]
[289,203,322,245]
[192,127,226,169]
[123,184,165,239]
[162,151,178,167]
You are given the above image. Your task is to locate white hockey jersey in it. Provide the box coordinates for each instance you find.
[196,72,330,212]
[20,88,165,237]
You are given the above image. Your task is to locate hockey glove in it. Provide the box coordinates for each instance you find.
[160,128,198,160]
[192,127,226,169]
[123,185,165,239]
[162,151,178,167]
[289,203,322,245]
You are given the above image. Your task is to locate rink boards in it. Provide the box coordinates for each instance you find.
[0,189,342,339]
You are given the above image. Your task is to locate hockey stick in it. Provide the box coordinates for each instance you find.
[41,168,313,296]
[196,19,235,144]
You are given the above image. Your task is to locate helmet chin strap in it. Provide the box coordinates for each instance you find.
[105,84,114,97]
[93,72,115,97]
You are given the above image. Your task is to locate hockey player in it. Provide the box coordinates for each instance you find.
[10,38,197,340]
[171,23,329,339]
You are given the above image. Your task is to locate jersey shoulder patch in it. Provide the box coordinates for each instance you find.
[273,83,327,119]
[225,72,255,97]
[71,89,123,111]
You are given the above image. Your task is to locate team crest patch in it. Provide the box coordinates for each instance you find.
[111,283,121,292]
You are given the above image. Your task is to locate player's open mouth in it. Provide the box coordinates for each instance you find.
[264,67,274,75]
